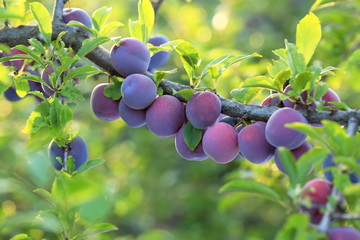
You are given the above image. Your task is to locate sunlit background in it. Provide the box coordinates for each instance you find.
[0,0,359,239]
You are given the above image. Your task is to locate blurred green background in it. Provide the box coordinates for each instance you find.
[0,0,360,239]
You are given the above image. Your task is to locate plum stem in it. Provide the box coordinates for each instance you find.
[63,144,69,172]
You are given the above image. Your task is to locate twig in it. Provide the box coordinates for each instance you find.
[151,0,165,16]
[52,0,66,23]
[332,213,360,221]
[1,24,360,125]
[346,116,358,136]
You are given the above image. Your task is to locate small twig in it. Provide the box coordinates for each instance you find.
[3,0,8,28]
[63,145,69,172]
[346,116,358,136]
[332,213,360,221]
[151,0,164,16]
[52,0,66,23]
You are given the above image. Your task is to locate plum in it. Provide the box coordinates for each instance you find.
[283,86,317,110]
[48,135,88,171]
[322,88,341,107]
[260,94,281,107]
[119,99,146,128]
[62,8,93,36]
[323,154,360,183]
[300,178,332,225]
[121,74,157,110]
[202,122,239,164]
[265,107,308,149]
[328,227,360,240]
[175,125,207,161]
[3,87,22,102]
[238,121,275,164]
[219,116,239,127]
[145,95,185,137]
[90,83,120,121]
[3,48,27,70]
[274,141,313,175]
[110,37,151,77]
[148,35,171,69]
[186,91,221,129]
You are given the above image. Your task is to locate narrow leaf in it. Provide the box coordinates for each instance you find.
[76,159,105,174]
[30,2,52,46]
[138,0,155,43]
[277,147,297,188]
[183,122,202,151]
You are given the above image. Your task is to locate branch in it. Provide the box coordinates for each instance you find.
[0,24,360,125]
[52,0,66,23]
[151,0,165,16]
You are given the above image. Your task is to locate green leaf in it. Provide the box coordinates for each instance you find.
[241,76,281,92]
[220,179,282,201]
[267,60,289,78]
[13,45,47,69]
[201,55,232,79]
[273,70,291,91]
[92,7,112,31]
[173,88,194,101]
[277,147,297,188]
[296,12,321,65]
[286,41,306,76]
[23,100,50,134]
[128,19,142,41]
[296,148,328,184]
[75,37,110,60]
[66,156,75,175]
[33,188,54,204]
[230,87,262,104]
[347,49,360,69]
[290,72,312,93]
[314,82,328,99]
[28,38,45,55]
[138,0,155,43]
[222,53,262,69]
[101,21,124,37]
[104,77,122,101]
[153,69,177,87]
[14,76,30,98]
[183,122,202,151]
[306,65,321,92]
[173,41,200,83]
[76,159,105,174]
[0,8,24,20]
[63,65,101,83]
[30,2,52,46]
[10,234,33,240]
[79,223,118,239]
[60,80,85,102]
[0,65,12,95]
[67,20,95,36]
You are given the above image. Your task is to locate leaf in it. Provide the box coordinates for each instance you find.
[277,147,297,188]
[0,65,12,95]
[296,12,321,65]
[220,179,282,201]
[201,55,232,79]
[153,69,177,87]
[28,38,45,55]
[222,52,262,68]
[173,88,194,101]
[76,159,105,174]
[60,81,85,102]
[79,223,118,239]
[183,122,202,151]
[66,156,75,175]
[241,76,281,92]
[10,234,33,240]
[63,65,101,83]
[230,87,262,104]
[67,20,95,36]
[173,41,200,82]
[75,37,110,60]
[267,60,289,78]
[290,72,312,93]
[273,70,291,91]
[286,41,306,76]
[23,100,50,134]
[128,19,142,41]
[296,148,328,184]
[0,8,24,20]
[29,2,52,46]
[314,82,328,99]
[92,7,112,31]
[347,49,360,69]
[307,65,321,92]
[286,122,329,149]
[138,0,155,43]
[14,76,30,98]
[103,77,122,100]
[101,21,124,37]
[13,45,47,69]
[33,188,54,204]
